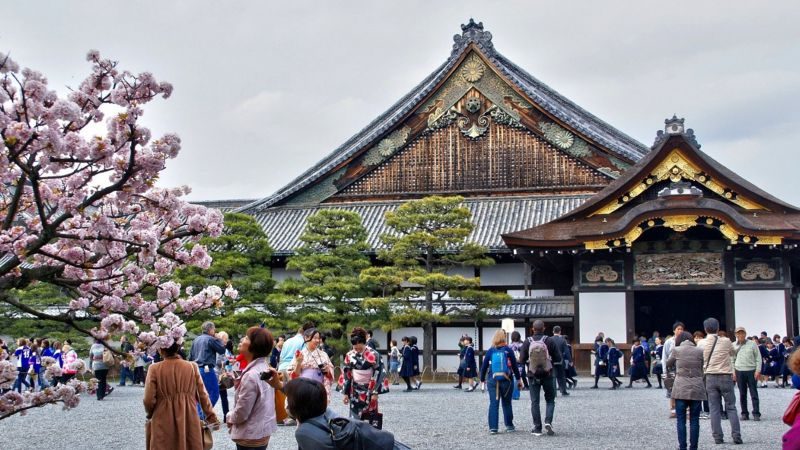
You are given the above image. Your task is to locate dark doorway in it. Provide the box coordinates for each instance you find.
[634,290,726,338]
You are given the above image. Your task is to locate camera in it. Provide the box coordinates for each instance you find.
[317,363,326,371]
[260,370,274,381]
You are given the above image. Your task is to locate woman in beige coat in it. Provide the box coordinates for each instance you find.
[143,342,219,450]
[666,331,706,450]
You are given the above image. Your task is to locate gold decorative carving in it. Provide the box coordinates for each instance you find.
[582,214,783,250]
[740,262,777,281]
[591,149,766,216]
[634,253,723,285]
[361,126,411,166]
[585,265,620,282]
[460,57,485,82]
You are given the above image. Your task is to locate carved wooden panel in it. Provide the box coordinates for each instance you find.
[333,122,610,199]
[579,260,625,287]
[634,252,723,286]
[734,258,783,284]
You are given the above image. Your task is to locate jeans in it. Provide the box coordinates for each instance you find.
[529,375,556,431]
[197,365,220,419]
[706,374,741,441]
[486,377,514,431]
[13,371,30,392]
[675,399,701,450]
[95,369,109,400]
[736,369,759,416]
[220,387,229,420]
[118,366,133,386]
[37,369,48,388]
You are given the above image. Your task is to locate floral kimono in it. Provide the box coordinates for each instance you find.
[290,347,334,403]
[339,347,388,417]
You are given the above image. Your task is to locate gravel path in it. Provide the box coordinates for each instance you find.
[0,377,793,449]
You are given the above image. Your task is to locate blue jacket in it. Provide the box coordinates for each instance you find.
[14,346,31,372]
[189,333,226,367]
[399,345,415,377]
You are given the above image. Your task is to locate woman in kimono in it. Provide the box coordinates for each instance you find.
[606,338,623,389]
[455,336,478,391]
[340,327,388,419]
[591,336,609,389]
[398,336,415,392]
[651,337,664,388]
[291,328,335,403]
[627,337,652,388]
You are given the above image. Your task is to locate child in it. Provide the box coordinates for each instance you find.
[456,336,478,391]
[652,337,664,389]
[606,338,622,389]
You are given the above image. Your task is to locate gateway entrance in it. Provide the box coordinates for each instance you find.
[634,290,725,337]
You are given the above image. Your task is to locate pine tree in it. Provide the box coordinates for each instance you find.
[378,196,510,370]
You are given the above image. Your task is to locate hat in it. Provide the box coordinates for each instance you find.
[734,326,747,334]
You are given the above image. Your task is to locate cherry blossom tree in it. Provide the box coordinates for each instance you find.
[0,50,235,418]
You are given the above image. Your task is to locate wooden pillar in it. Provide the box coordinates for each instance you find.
[625,290,635,344]
[724,289,736,333]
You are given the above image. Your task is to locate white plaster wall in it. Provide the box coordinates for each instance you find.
[734,290,786,337]
[480,263,526,286]
[578,292,627,344]
[481,326,526,350]
[436,355,462,372]
[437,327,475,350]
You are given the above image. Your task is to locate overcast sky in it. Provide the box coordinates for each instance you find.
[5,1,800,205]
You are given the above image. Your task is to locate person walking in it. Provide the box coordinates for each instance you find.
[455,336,478,391]
[517,320,562,436]
[410,336,422,390]
[606,338,623,389]
[591,335,608,389]
[13,338,31,393]
[663,322,686,418]
[60,343,79,384]
[143,341,220,450]
[479,329,522,435]
[733,326,761,421]
[189,321,226,416]
[388,339,401,386]
[399,336,415,392]
[278,322,315,426]
[652,337,664,389]
[118,336,135,387]
[270,335,284,369]
[564,340,578,389]
[550,326,570,396]
[628,337,653,388]
[227,327,281,450]
[89,339,113,400]
[666,331,706,450]
[701,317,742,445]
[340,327,387,419]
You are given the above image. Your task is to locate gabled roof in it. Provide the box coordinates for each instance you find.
[503,118,800,249]
[238,20,647,214]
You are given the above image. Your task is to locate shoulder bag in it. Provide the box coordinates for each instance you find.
[703,336,719,385]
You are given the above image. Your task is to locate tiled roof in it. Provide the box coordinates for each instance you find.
[192,199,257,213]
[253,195,588,255]
[237,20,646,214]
[489,297,574,318]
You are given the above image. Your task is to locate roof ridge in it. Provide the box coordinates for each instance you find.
[238,20,648,215]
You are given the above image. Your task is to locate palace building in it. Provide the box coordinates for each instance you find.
[214,20,798,371]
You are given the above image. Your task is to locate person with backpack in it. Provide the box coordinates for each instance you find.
[517,320,562,436]
[508,331,528,391]
[479,329,523,434]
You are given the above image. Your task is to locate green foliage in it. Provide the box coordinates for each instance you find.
[376,196,510,367]
[282,209,371,340]
[173,213,279,339]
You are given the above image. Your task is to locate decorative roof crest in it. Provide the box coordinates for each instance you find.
[452,19,494,56]
[653,114,701,148]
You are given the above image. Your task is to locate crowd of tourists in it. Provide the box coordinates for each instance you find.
[4,317,800,449]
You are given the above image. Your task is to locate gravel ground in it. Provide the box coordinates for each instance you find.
[0,377,793,449]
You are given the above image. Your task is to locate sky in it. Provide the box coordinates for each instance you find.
[5,1,800,205]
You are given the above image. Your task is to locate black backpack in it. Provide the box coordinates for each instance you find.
[310,416,395,450]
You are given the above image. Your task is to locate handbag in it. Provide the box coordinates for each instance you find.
[102,348,115,366]
[664,373,675,390]
[218,372,234,389]
[360,404,383,430]
[784,391,800,426]
[201,421,213,450]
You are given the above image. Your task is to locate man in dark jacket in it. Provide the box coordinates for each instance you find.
[518,320,563,436]
[550,326,570,396]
